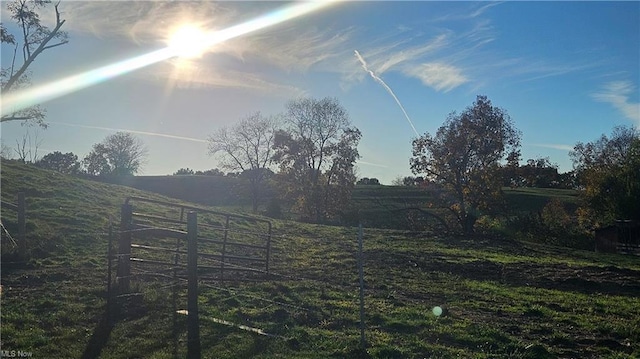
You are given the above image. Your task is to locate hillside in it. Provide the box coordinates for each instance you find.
[1,161,639,358]
[88,175,580,230]
[94,174,256,208]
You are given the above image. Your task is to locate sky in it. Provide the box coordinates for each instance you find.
[1,1,639,185]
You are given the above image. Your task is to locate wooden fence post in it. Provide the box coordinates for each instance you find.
[17,192,26,258]
[118,203,132,293]
[187,211,201,359]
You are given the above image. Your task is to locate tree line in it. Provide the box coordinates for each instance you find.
[409,95,639,235]
[6,94,637,239]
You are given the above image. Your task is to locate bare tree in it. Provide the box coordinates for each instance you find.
[13,127,43,163]
[1,140,13,159]
[272,97,361,222]
[1,0,68,126]
[208,112,278,213]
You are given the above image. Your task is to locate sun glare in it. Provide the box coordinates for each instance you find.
[168,25,210,59]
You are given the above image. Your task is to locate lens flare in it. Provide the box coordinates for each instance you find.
[168,25,209,59]
[1,1,338,117]
[432,306,443,317]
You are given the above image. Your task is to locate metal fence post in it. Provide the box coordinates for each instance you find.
[187,211,201,359]
[358,223,366,350]
[17,192,26,258]
[266,222,272,277]
[221,216,229,283]
[107,222,113,322]
[117,203,132,293]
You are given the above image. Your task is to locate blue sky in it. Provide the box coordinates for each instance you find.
[1,1,639,184]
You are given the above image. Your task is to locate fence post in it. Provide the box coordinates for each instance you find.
[107,222,113,322]
[358,223,366,350]
[117,203,132,294]
[266,222,272,277]
[187,211,201,359]
[17,192,26,258]
[221,216,229,283]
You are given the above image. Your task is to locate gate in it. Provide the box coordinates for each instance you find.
[108,196,272,358]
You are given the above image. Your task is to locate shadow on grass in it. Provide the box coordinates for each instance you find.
[81,309,115,359]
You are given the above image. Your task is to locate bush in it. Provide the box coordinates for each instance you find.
[502,199,592,250]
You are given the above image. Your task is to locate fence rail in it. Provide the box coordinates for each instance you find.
[0,192,26,257]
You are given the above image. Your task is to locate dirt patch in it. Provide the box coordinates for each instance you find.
[366,249,640,297]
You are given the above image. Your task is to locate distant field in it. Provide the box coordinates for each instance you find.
[2,161,636,358]
[96,174,256,208]
[350,185,580,230]
[91,177,579,230]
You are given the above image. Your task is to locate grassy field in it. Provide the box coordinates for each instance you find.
[91,176,580,230]
[1,161,639,358]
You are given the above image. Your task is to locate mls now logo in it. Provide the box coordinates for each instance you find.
[0,351,33,358]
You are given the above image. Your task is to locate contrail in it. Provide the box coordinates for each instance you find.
[358,160,388,168]
[49,121,207,143]
[354,50,419,137]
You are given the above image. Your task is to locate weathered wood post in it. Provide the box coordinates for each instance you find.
[187,211,201,359]
[117,203,133,293]
[17,192,26,258]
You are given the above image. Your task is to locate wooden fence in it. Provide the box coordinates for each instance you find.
[595,220,640,255]
[108,196,272,359]
[1,192,26,257]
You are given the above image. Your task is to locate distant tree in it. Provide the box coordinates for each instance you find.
[36,151,80,174]
[173,168,195,175]
[83,132,148,176]
[0,140,13,159]
[14,127,42,163]
[557,170,578,190]
[570,125,640,225]
[208,112,277,213]
[1,0,69,126]
[273,97,361,222]
[391,176,405,186]
[520,157,560,188]
[356,177,380,185]
[501,149,521,187]
[410,95,521,234]
[195,168,225,176]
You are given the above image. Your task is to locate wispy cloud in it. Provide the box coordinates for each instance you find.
[49,122,207,143]
[404,63,468,92]
[152,62,306,97]
[431,2,503,22]
[592,81,640,125]
[340,13,491,93]
[56,2,339,93]
[373,34,449,75]
[531,143,574,151]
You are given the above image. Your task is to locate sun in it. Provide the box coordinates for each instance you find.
[167,25,210,59]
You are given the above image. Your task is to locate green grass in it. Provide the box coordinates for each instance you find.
[1,160,639,358]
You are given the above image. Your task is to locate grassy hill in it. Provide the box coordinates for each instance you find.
[88,175,580,230]
[95,174,256,208]
[1,161,639,358]
[350,184,580,230]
